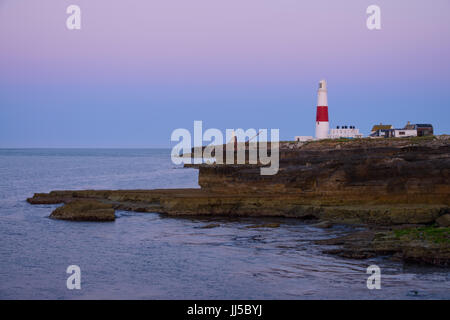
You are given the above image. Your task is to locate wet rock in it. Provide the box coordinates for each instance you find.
[27,193,69,204]
[406,290,420,297]
[311,221,333,229]
[198,223,221,229]
[436,214,450,227]
[319,226,450,266]
[246,223,280,229]
[50,200,115,221]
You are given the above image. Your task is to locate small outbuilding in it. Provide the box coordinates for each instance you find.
[415,124,434,136]
[403,122,434,136]
[370,123,393,138]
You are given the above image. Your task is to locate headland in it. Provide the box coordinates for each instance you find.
[27,136,450,266]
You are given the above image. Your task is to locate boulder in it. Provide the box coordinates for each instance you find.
[311,221,333,229]
[198,223,221,229]
[436,214,450,227]
[50,200,115,221]
[246,223,280,228]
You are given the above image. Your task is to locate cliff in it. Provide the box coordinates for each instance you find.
[28,136,450,224]
[197,137,450,202]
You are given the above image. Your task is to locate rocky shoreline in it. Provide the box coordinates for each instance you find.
[27,136,450,266]
[317,226,449,267]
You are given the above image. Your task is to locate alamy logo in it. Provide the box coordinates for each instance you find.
[366,5,381,30]
[66,5,81,30]
[171,121,280,175]
[66,265,81,290]
[366,265,381,289]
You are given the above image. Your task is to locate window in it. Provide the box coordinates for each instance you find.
[399,131,405,135]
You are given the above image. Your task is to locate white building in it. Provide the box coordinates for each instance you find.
[329,126,362,139]
[389,129,417,138]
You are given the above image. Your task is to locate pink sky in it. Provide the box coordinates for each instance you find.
[1,0,449,85]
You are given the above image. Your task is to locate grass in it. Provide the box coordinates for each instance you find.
[282,135,437,146]
[314,138,361,143]
[394,226,450,244]
[387,135,436,144]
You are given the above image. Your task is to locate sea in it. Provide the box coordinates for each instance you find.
[0,149,448,299]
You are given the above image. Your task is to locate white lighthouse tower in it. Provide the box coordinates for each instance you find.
[315,79,329,139]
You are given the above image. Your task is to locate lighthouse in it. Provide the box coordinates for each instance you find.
[315,79,329,139]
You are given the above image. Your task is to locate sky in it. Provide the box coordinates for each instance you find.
[1,0,449,147]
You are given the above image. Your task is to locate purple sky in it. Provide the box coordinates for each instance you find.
[1,0,449,147]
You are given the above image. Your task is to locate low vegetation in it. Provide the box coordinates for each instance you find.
[394,226,450,244]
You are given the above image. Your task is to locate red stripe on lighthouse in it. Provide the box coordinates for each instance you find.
[316,106,329,122]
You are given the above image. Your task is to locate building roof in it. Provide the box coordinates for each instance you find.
[404,121,415,130]
[416,124,433,128]
[371,124,392,131]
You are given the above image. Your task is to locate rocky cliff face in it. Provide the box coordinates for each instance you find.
[196,137,450,206]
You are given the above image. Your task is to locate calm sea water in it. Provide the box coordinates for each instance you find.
[0,149,448,299]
